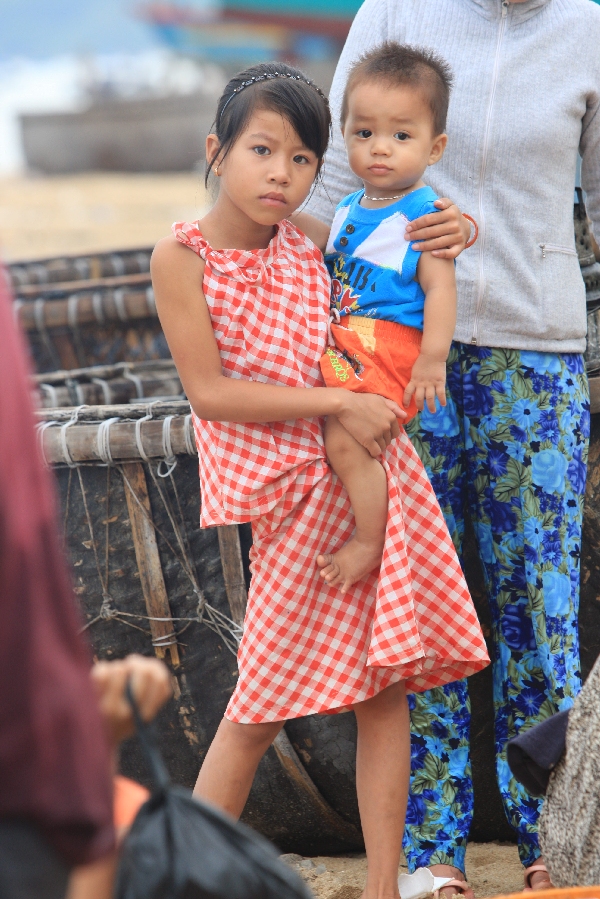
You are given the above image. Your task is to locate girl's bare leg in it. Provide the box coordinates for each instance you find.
[354,682,410,899]
[317,415,388,593]
[193,717,283,817]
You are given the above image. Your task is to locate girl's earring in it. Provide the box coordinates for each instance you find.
[214,163,220,176]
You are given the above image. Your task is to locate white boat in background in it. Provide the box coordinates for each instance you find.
[20,89,221,174]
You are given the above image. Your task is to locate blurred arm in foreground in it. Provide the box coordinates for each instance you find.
[67,656,172,899]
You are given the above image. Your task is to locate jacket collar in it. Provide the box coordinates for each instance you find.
[463,0,552,23]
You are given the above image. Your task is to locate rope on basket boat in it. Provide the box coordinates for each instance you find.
[92,377,112,404]
[123,368,144,399]
[39,383,59,408]
[34,297,61,370]
[67,294,86,367]
[38,420,56,466]
[183,414,195,456]
[60,405,88,468]
[145,286,156,316]
[118,462,243,655]
[92,291,105,324]
[65,377,85,406]
[113,288,128,322]
[50,412,243,656]
[96,417,120,466]
[157,415,177,477]
[134,401,162,463]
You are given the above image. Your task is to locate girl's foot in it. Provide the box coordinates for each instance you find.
[317,535,384,594]
[429,865,474,899]
[524,861,553,891]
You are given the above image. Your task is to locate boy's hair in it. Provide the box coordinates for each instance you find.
[206,62,331,187]
[341,42,453,135]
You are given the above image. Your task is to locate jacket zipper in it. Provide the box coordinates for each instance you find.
[539,243,578,259]
[471,0,510,345]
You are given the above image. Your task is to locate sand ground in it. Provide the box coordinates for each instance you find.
[3,172,528,899]
[283,843,526,899]
[0,172,208,262]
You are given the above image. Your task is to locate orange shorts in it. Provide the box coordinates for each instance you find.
[114,774,150,831]
[319,315,422,423]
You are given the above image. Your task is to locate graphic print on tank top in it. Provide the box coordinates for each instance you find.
[325,186,439,330]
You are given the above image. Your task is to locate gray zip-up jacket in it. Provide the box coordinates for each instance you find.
[306,0,600,353]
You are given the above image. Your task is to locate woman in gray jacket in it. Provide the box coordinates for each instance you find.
[307,0,600,892]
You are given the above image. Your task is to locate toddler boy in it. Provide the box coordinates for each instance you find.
[312,43,458,592]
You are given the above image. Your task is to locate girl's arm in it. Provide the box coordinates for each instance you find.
[403,252,456,414]
[151,236,402,457]
[405,198,472,259]
[289,210,331,253]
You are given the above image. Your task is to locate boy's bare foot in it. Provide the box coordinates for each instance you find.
[317,536,384,594]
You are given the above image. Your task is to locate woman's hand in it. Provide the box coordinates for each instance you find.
[405,198,471,259]
[336,392,404,457]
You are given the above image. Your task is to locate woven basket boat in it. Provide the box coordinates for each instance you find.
[34,360,183,408]
[15,272,168,373]
[37,400,363,854]
[6,246,152,290]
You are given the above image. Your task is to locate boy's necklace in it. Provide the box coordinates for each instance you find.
[362,188,411,201]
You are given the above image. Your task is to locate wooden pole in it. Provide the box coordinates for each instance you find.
[217,526,248,627]
[122,461,180,666]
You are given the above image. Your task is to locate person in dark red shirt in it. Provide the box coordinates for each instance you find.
[0,266,115,898]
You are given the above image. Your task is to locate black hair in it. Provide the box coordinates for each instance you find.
[341,42,453,135]
[205,62,331,187]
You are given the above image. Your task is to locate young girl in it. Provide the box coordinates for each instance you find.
[151,62,489,899]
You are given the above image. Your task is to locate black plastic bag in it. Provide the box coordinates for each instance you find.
[115,690,313,899]
[506,710,569,797]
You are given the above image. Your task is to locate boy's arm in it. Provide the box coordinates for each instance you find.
[289,211,331,253]
[403,252,456,414]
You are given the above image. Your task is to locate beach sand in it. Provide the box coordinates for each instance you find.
[283,843,525,899]
[0,172,207,262]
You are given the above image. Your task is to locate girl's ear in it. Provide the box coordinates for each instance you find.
[206,133,222,173]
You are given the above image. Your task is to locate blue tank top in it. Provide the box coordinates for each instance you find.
[325,185,439,331]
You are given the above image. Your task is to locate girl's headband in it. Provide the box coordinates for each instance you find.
[218,71,327,124]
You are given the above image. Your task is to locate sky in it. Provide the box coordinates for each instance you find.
[0,0,158,60]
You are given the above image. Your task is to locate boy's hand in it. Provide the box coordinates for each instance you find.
[405,198,470,259]
[404,353,447,414]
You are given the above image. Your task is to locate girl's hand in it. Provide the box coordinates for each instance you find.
[336,392,405,457]
[405,198,471,259]
[404,354,447,414]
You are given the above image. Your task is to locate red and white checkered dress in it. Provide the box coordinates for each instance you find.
[173,219,489,724]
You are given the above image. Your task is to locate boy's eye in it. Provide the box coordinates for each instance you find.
[356,129,372,139]
[253,145,270,156]
[293,154,311,165]
[394,132,410,141]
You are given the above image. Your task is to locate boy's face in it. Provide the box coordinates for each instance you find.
[342,80,447,198]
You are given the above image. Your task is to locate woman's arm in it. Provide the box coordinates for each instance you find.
[405,198,472,259]
[151,237,402,456]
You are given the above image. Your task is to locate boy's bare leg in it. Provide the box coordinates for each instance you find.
[354,682,410,899]
[193,718,283,818]
[317,414,388,593]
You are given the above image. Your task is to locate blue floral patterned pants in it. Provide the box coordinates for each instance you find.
[403,343,590,873]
